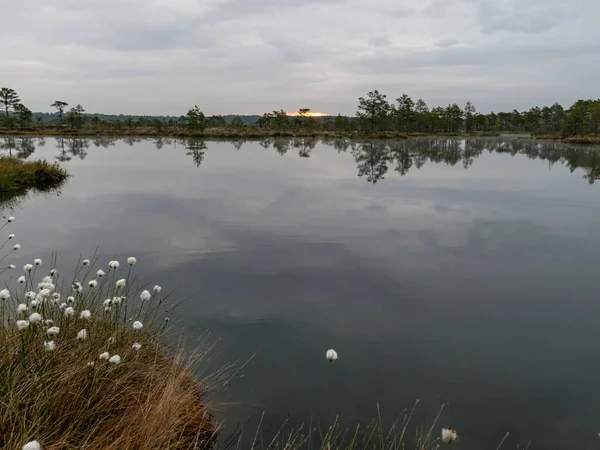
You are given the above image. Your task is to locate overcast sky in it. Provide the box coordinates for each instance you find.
[1,0,599,116]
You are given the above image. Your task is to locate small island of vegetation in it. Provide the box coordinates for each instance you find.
[0,157,68,193]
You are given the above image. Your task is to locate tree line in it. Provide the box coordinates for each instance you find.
[1,86,599,137]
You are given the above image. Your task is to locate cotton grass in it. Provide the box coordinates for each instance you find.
[0,226,215,449]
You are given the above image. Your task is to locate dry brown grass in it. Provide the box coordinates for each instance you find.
[0,249,218,449]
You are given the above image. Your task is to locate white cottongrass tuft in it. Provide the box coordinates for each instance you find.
[103,298,112,306]
[30,300,39,309]
[80,310,91,319]
[25,291,36,300]
[97,269,105,278]
[112,296,122,305]
[73,282,82,292]
[326,349,338,362]
[82,259,90,265]
[13,244,21,250]
[59,302,67,310]
[24,264,33,272]
[109,354,121,365]
[441,428,459,444]
[107,336,116,344]
[64,307,75,317]
[8,233,15,239]
[7,216,14,222]
[42,275,53,283]
[127,257,137,266]
[153,285,162,293]
[116,279,126,289]
[0,289,10,300]
[132,342,142,351]
[34,259,42,266]
[38,289,51,299]
[44,319,54,326]
[17,303,28,314]
[77,329,88,340]
[47,326,60,337]
[16,320,30,330]
[132,321,143,330]
[86,361,95,367]
[108,260,120,269]
[88,279,97,288]
[51,293,61,303]
[22,440,41,450]
[44,341,56,352]
[67,296,75,304]
[8,264,15,269]
[99,352,110,360]
[50,269,57,276]
[140,290,151,301]
[38,282,55,291]
[18,276,26,284]
[104,306,111,313]
[29,312,43,323]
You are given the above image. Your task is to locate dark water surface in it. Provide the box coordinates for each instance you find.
[2,136,600,449]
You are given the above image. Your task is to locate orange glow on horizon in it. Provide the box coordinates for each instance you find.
[286,111,329,117]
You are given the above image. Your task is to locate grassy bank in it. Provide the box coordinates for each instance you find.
[0,238,218,449]
[0,158,68,192]
[534,134,600,144]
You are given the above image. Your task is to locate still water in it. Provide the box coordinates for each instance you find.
[2,136,600,449]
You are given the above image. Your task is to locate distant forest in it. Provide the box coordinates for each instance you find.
[1,86,599,137]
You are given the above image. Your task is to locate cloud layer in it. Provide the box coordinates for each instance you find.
[1,0,599,115]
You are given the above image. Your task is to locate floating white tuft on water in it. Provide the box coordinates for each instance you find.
[326,349,338,362]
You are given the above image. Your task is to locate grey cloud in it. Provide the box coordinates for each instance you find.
[0,0,599,115]
[475,0,589,34]
[435,38,460,48]
[369,34,392,48]
[348,42,600,72]
[422,0,453,18]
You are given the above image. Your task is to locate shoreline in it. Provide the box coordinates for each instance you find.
[0,128,502,140]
